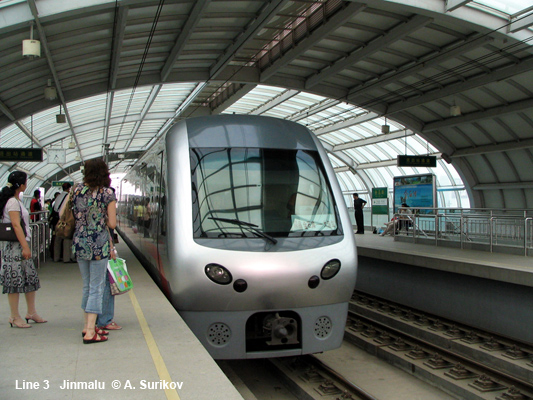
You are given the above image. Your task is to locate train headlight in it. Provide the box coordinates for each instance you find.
[321,259,341,280]
[205,263,232,285]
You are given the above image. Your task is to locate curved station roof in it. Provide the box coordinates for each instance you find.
[0,0,532,209]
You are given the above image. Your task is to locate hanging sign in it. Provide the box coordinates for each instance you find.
[52,181,74,187]
[372,187,388,215]
[0,148,43,162]
[397,155,437,167]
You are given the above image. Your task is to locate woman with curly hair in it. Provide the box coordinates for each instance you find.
[71,159,116,344]
[0,171,46,328]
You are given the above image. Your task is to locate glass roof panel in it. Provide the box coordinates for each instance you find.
[472,0,532,15]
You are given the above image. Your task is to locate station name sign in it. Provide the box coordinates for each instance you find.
[52,181,74,187]
[0,148,43,162]
[397,155,437,168]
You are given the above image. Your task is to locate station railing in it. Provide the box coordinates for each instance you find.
[28,211,50,268]
[391,208,533,256]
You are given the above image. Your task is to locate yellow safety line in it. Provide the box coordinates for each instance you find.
[129,290,181,400]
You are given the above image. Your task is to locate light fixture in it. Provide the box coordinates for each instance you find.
[118,153,125,159]
[44,79,57,100]
[450,105,461,116]
[69,141,76,149]
[22,24,41,58]
[381,117,390,134]
[56,105,66,123]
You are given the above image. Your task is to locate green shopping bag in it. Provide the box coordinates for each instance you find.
[107,258,133,295]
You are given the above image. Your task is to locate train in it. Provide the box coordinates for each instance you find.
[117,114,357,359]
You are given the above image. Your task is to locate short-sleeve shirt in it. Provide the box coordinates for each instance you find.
[2,197,30,241]
[353,198,367,210]
[71,184,116,260]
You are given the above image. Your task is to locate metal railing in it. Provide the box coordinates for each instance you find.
[28,211,50,267]
[391,208,533,256]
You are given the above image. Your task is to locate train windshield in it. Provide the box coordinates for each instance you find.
[191,148,341,239]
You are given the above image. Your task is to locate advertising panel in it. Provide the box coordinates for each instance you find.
[393,174,436,214]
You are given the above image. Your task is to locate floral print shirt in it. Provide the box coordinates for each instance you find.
[71,184,116,260]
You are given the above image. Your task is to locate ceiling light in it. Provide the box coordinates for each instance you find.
[118,154,125,159]
[381,117,390,134]
[450,105,461,117]
[44,79,57,100]
[22,24,40,58]
[56,105,66,123]
[69,141,76,149]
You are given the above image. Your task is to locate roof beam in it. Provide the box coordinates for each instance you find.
[423,97,533,132]
[143,82,208,151]
[387,56,533,115]
[160,0,211,81]
[109,5,129,90]
[250,89,299,115]
[123,85,162,151]
[332,130,415,151]
[473,182,533,190]
[333,151,441,171]
[289,99,341,122]
[509,12,533,33]
[451,137,533,157]
[321,142,357,173]
[306,15,433,90]
[27,0,83,162]
[209,0,289,80]
[347,34,494,102]
[211,84,256,114]
[445,0,473,12]
[314,112,380,136]
[260,2,366,82]
[103,92,114,145]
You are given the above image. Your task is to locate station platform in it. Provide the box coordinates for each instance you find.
[355,232,533,287]
[354,231,533,345]
[0,241,244,400]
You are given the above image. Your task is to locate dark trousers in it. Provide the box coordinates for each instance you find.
[355,209,364,233]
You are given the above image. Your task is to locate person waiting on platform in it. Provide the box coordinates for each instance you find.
[30,190,42,221]
[72,158,116,344]
[0,171,47,328]
[398,203,413,234]
[52,182,75,262]
[379,215,399,236]
[96,187,122,333]
[352,193,367,234]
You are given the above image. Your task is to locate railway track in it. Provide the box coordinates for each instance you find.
[348,291,533,400]
[222,290,533,400]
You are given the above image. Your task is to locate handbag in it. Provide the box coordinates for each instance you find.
[107,258,133,295]
[0,200,27,242]
[56,193,75,239]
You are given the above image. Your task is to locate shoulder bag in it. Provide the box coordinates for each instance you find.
[56,192,75,239]
[0,200,27,242]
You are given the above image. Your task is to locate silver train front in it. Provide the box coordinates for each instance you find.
[120,115,357,359]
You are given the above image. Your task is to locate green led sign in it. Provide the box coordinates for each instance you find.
[397,155,436,168]
[0,148,43,162]
[52,181,74,187]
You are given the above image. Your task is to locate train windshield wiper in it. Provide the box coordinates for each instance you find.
[209,217,278,245]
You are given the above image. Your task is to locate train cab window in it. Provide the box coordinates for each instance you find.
[191,147,341,239]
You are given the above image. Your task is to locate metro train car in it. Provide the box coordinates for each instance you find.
[117,115,357,359]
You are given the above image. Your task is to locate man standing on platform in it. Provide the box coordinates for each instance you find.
[353,193,367,234]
